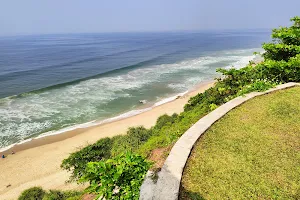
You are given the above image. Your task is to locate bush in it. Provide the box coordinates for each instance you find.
[80,152,151,200]
[18,187,46,200]
[42,190,82,200]
[154,113,178,130]
[18,188,82,200]
[61,137,113,181]
[111,126,152,156]
[272,17,300,46]
[263,16,300,61]
[42,190,65,200]
[137,104,210,157]
[262,43,300,61]
[61,127,152,182]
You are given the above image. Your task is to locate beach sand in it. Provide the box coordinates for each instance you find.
[0,81,214,200]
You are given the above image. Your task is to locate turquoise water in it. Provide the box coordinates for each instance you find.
[0,31,270,148]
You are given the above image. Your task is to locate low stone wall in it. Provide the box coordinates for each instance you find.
[139,82,299,200]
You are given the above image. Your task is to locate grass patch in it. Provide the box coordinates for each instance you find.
[180,87,300,200]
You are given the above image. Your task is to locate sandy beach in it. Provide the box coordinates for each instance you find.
[0,81,214,200]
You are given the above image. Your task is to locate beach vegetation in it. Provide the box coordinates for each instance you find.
[43,190,82,200]
[18,187,46,200]
[110,126,152,156]
[61,137,112,181]
[154,113,178,130]
[18,187,82,200]
[80,152,151,200]
[61,127,153,181]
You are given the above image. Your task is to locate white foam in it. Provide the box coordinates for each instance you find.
[0,144,16,153]
[225,48,264,69]
[154,91,188,107]
[0,138,33,153]
[226,55,255,69]
[0,91,187,153]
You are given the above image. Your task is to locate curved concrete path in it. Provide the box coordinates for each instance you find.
[140,82,299,200]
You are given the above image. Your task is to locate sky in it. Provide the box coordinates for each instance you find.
[0,0,299,36]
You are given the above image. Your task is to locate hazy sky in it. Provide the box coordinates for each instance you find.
[0,0,299,36]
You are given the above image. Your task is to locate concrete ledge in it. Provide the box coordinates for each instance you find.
[139,82,299,200]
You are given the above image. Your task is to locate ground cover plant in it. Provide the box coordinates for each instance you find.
[18,187,82,200]
[180,87,300,199]
[80,152,151,200]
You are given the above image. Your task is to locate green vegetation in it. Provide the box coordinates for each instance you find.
[180,87,300,199]
[61,126,154,181]
[61,137,113,181]
[263,16,300,61]
[21,16,300,199]
[61,104,211,182]
[42,190,82,200]
[80,152,151,200]
[18,187,46,200]
[18,187,82,200]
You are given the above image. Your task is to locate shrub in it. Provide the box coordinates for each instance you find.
[236,79,276,96]
[61,137,113,181]
[154,113,178,130]
[138,104,210,157]
[271,16,300,46]
[61,126,153,182]
[111,126,152,156]
[42,190,82,200]
[263,16,300,61]
[18,187,46,200]
[42,190,65,200]
[18,188,82,200]
[209,103,218,111]
[262,43,300,61]
[80,152,151,200]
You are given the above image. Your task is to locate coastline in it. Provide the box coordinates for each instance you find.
[0,80,215,200]
[0,80,210,155]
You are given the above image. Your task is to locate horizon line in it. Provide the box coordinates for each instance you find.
[0,28,272,38]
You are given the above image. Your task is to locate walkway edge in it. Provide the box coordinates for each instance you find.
[139,82,299,200]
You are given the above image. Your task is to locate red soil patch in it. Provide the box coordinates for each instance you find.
[82,194,96,200]
[148,145,173,170]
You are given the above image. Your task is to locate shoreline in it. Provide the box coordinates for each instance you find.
[0,80,215,200]
[0,80,211,155]
[0,50,264,155]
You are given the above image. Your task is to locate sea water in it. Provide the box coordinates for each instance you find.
[0,31,270,149]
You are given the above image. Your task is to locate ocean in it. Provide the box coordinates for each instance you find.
[0,31,270,149]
